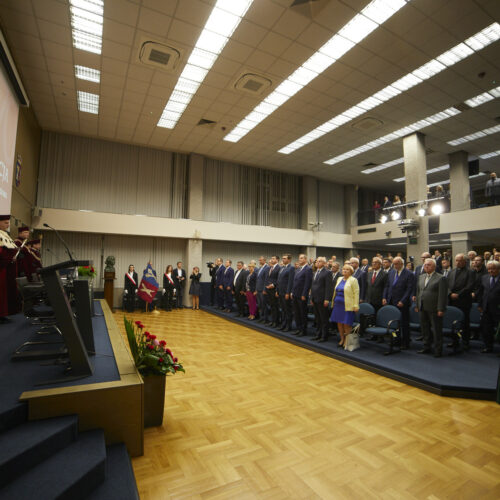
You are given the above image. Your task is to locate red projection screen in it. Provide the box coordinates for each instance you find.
[0,61,19,215]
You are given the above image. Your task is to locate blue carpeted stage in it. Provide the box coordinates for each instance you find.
[0,301,120,430]
[203,306,500,400]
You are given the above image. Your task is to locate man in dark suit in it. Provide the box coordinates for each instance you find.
[222,259,234,312]
[477,260,500,353]
[472,255,488,301]
[209,258,222,306]
[434,250,443,273]
[366,257,387,311]
[350,257,366,302]
[383,256,415,349]
[233,261,249,317]
[360,258,369,273]
[277,254,294,331]
[264,255,280,326]
[255,256,269,322]
[328,261,342,336]
[291,254,312,337]
[447,253,475,350]
[441,258,451,277]
[416,258,448,357]
[173,261,187,308]
[311,257,333,342]
[215,259,226,309]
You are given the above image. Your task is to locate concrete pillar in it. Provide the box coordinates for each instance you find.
[305,246,316,261]
[185,238,203,307]
[403,132,429,257]
[187,154,204,220]
[302,176,318,230]
[344,184,358,230]
[450,232,471,259]
[448,150,470,212]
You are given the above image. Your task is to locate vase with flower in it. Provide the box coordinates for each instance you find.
[124,317,184,427]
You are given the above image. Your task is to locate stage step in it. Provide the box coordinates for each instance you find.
[86,443,140,500]
[0,429,106,500]
[0,402,27,433]
[0,414,78,488]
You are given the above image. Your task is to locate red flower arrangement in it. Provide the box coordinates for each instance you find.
[124,317,184,377]
[78,265,97,278]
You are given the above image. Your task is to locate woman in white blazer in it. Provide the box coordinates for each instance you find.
[330,264,360,347]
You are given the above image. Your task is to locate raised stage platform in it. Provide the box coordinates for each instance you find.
[0,300,143,456]
[203,306,500,401]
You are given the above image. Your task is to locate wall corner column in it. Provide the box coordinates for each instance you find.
[187,154,204,220]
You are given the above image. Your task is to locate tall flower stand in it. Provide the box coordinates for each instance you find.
[143,374,166,427]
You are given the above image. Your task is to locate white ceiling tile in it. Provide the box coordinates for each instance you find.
[41,39,73,62]
[103,20,136,46]
[104,0,140,27]
[102,39,133,63]
[137,7,172,37]
[101,57,129,77]
[271,8,310,40]
[258,31,293,58]
[244,49,276,72]
[73,50,101,69]
[37,19,71,46]
[141,0,177,17]
[174,0,212,28]
[167,18,201,46]
[7,31,44,55]
[232,19,268,47]
[0,8,38,35]
[32,0,69,26]
[122,89,145,105]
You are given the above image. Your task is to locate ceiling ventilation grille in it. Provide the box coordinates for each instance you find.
[234,73,272,95]
[138,41,180,71]
[290,0,330,20]
[351,117,383,131]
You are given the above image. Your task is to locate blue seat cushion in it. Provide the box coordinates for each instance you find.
[365,327,388,336]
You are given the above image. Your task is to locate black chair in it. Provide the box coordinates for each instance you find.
[364,305,402,355]
[409,300,420,333]
[443,306,464,354]
[354,302,376,337]
[469,302,481,336]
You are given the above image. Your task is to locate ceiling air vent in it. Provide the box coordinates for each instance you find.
[138,41,180,71]
[290,0,330,20]
[351,117,383,131]
[234,73,272,95]
[197,118,217,127]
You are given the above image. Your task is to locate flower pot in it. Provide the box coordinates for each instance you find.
[143,374,166,427]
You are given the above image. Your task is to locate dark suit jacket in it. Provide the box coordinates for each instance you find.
[234,268,249,293]
[331,272,341,291]
[264,264,280,290]
[365,269,388,309]
[173,268,186,289]
[210,264,219,285]
[215,265,225,286]
[477,274,500,319]
[291,265,312,298]
[222,267,235,288]
[416,272,448,313]
[434,256,443,273]
[311,267,333,303]
[472,267,488,296]
[246,271,257,293]
[277,264,293,294]
[384,268,415,307]
[353,268,367,301]
[447,267,475,307]
[124,272,138,293]
[255,264,269,292]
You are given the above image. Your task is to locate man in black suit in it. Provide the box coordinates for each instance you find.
[477,260,500,353]
[441,258,451,277]
[277,254,294,331]
[264,255,280,327]
[173,261,187,308]
[366,257,387,311]
[328,261,342,336]
[255,256,269,322]
[472,255,488,301]
[383,256,415,349]
[123,264,138,312]
[434,250,443,273]
[360,258,369,273]
[447,253,475,350]
[416,258,448,357]
[350,257,366,302]
[233,261,249,317]
[311,257,333,342]
[291,254,313,337]
[209,258,222,306]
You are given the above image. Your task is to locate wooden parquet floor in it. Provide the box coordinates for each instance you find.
[115,308,500,500]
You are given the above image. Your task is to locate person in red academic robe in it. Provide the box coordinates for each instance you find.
[0,215,19,322]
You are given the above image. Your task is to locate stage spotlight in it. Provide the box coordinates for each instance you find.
[391,210,401,221]
[380,215,388,223]
[431,203,444,215]
[417,208,426,217]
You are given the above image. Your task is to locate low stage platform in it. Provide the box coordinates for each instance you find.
[203,306,500,401]
[0,300,143,456]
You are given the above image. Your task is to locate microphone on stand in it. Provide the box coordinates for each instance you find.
[43,223,75,262]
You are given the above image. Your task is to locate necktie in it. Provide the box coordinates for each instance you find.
[371,271,376,284]
[393,272,399,284]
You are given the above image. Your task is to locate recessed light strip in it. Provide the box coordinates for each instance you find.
[223,0,410,143]
[77,90,99,114]
[393,164,450,182]
[324,83,500,166]
[69,0,104,55]
[427,172,485,188]
[75,65,100,83]
[279,23,500,155]
[158,0,253,129]
[447,122,500,146]
[361,157,404,174]
[479,150,500,159]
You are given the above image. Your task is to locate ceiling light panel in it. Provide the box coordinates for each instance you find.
[393,164,449,182]
[279,22,500,155]
[447,123,500,146]
[427,172,485,188]
[69,0,104,54]
[479,150,500,159]
[223,0,410,143]
[361,157,404,174]
[77,90,99,114]
[158,0,253,129]
[75,65,100,83]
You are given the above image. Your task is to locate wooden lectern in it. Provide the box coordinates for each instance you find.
[104,271,115,310]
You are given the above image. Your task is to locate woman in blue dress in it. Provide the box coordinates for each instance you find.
[330,264,360,348]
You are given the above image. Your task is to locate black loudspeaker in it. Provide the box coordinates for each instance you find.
[468,159,479,176]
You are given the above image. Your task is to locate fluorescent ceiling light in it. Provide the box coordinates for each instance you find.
[158,0,253,129]
[464,91,495,107]
[69,0,104,54]
[447,123,500,146]
[479,150,500,159]
[361,157,404,174]
[75,65,100,83]
[279,22,500,155]
[77,90,99,114]
[428,172,485,188]
[223,0,410,143]
[394,164,449,182]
